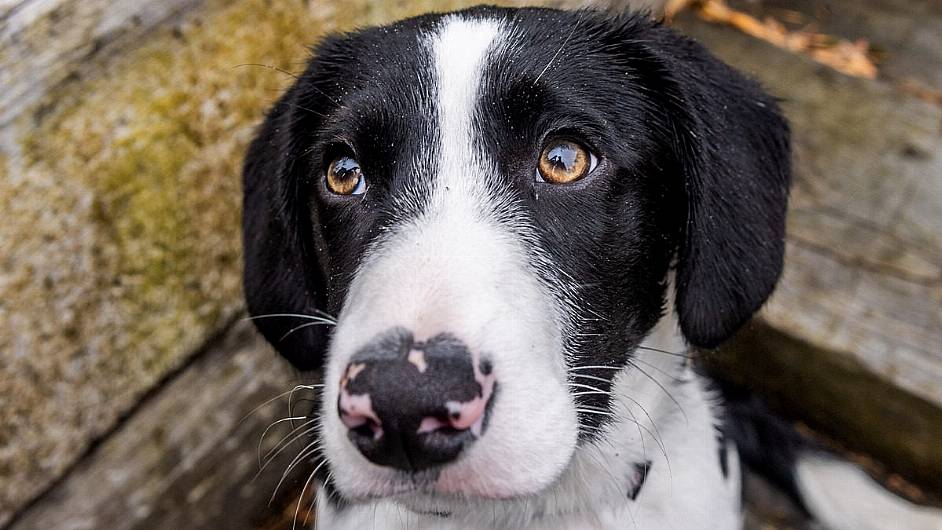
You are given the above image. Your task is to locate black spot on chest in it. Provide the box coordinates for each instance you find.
[628,460,652,501]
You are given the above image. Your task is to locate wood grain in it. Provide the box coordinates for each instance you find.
[0,0,200,127]
[6,322,319,530]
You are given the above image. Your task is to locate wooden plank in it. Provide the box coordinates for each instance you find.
[724,0,942,90]
[0,0,202,127]
[673,12,942,488]
[5,321,320,530]
[3,0,939,527]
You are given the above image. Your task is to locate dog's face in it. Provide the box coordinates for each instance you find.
[243,6,789,511]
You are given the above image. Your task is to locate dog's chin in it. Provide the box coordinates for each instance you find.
[392,490,524,518]
[335,454,576,517]
[328,436,578,504]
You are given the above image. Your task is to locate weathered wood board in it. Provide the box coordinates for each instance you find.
[725,0,942,90]
[673,5,942,489]
[0,0,201,127]
[5,322,317,530]
[2,0,941,527]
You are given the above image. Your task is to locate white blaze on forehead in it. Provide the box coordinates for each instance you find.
[431,16,502,208]
[321,15,579,502]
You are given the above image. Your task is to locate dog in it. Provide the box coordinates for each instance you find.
[242,6,942,529]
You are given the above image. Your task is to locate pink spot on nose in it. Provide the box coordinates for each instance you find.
[418,416,447,433]
[417,355,496,437]
[339,387,383,440]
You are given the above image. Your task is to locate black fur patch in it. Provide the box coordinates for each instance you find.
[628,460,653,500]
[713,376,812,513]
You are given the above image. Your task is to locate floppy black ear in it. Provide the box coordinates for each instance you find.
[242,84,329,371]
[639,22,792,347]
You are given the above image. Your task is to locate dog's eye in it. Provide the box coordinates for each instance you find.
[326,155,366,195]
[536,140,597,184]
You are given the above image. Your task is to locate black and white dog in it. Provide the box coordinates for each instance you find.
[242,6,942,529]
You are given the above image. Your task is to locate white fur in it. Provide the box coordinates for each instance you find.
[796,456,942,530]
[319,15,579,505]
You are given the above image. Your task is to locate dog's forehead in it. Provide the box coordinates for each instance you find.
[317,9,618,124]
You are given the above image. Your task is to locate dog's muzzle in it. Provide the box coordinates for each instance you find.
[337,328,497,472]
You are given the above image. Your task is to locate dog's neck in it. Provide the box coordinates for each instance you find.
[317,311,741,529]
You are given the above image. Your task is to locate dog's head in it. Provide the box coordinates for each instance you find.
[243,5,789,510]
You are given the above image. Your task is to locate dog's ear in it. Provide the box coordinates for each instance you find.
[242,83,329,371]
[630,20,792,347]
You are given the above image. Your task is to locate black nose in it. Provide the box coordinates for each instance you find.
[338,328,496,472]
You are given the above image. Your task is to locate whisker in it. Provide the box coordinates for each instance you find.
[615,395,671,471]
[239,385,320,424]
[630,356,686,382]
[258,421,319,476]
[258,415,308,468]
[281,438,324,478]
[571,375,674,479]
[599,393,673,484]
[312,308,339,321]
[575,408,616,417]
[636,345,691,359]
[532,10,583,86]
[232,63,300,79]
[626,360,688,422]
[583,445,628,500]
[302,473,322,529]
[263,415,318,461]
[578,424,607,434]
[293,458,329,530]
[273,441,323,504]
[568,382,609,393]
[280,320,335,341]
[288,383,323,421]
[569,373,613,385]
[244,313,337,323]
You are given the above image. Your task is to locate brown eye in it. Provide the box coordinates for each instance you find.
[326,155,366,195]
[536,140,597,184]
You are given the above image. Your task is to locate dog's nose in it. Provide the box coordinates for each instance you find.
[337,328,496,472]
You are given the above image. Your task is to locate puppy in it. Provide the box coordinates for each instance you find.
[242,6,942,529]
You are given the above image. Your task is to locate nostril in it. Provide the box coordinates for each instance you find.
[445,397,488,433]
[351,423,373,439]
[418,416,447,434]
[347,417,383,441]
[417,397,488,436]
[338,388,384,440]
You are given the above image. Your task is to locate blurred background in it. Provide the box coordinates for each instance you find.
[0,0,939,528]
